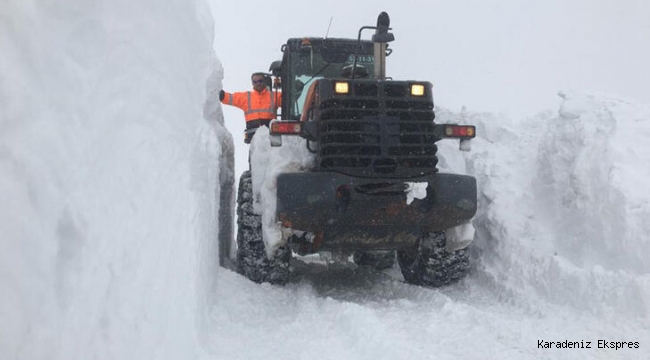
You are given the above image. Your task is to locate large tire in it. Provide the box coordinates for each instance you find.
[397,231,470,287]
[352,250,396,270]
[236,171,290,284]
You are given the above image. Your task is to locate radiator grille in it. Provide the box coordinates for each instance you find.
[317,81,438,178]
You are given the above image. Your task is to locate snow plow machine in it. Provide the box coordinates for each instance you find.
[226,12,477,286]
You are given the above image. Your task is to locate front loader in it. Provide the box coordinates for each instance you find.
[231,12,477,286]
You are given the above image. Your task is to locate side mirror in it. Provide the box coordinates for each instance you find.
[269,60,282,77]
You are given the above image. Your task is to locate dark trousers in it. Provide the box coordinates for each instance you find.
[244,119,272,144]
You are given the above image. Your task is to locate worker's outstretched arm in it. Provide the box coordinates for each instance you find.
[220,91,248,112]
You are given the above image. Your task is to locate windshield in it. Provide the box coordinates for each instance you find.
[286,39,375,119]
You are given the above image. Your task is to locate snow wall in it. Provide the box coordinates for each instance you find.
[1,1,233,359]
[457,93,650,318]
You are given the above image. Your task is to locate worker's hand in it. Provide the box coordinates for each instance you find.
[219,90,225,101]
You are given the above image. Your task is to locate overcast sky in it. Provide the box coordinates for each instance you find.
[209,0,650,118]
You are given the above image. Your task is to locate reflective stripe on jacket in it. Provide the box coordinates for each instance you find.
[221,87,282,122]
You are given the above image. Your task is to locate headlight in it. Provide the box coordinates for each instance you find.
[410,84,425,96]
[334,81,349,94]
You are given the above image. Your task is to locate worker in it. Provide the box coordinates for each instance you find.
[220,72,282,143]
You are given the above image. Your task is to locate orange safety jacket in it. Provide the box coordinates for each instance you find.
[221,87,282,122]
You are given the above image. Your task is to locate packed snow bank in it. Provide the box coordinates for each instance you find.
[0,1,231,359]
[467,92,650,318]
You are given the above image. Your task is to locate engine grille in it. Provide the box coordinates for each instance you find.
[316,80,438,178]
